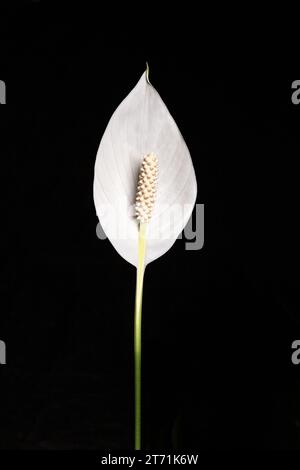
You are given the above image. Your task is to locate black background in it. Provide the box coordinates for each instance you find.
[1,2,300,453]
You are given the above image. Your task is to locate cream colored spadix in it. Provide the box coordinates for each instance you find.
[93,69,197,266]
[135,153,158,223]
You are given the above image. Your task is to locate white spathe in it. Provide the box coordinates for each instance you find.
[93,70,197,267]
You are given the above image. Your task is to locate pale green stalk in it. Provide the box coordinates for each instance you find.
[134,222,147,450]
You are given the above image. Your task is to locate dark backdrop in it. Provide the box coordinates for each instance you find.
[1,2,300,451]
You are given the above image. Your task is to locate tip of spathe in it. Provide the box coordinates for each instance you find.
[145,62,150,83]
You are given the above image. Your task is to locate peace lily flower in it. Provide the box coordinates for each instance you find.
[93,65,197,450]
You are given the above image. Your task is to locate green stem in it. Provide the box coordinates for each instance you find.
[134,222,147,450]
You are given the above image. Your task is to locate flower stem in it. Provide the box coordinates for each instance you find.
[134,222,147,450]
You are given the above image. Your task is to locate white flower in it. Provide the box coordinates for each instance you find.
[93,68,197,266]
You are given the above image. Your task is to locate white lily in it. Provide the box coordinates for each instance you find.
[93,65,197,450]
